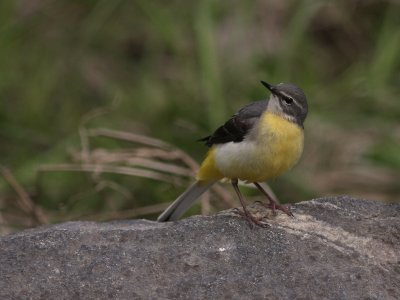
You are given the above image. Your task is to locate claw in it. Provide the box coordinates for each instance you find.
[235,208,270,228]
[263,202,293,217]
[253,182,295,218]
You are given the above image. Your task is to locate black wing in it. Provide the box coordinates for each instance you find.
[199,100,268,147]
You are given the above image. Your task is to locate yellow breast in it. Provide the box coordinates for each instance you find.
[196,112,304,182]
[254,112,304,181]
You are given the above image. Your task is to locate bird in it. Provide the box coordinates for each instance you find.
[157,80,308,227]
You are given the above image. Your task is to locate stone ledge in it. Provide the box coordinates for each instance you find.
[0,196,399,299]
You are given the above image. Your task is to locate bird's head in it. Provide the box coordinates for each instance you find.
[261,80,308,127]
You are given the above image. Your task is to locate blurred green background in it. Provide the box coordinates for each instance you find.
[1,0,399,233]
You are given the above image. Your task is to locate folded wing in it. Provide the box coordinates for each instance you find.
[199,100,268,147]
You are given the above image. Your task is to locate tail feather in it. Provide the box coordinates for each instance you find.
[157,180,215,222]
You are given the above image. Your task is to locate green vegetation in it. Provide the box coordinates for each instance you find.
[1,0,399,232]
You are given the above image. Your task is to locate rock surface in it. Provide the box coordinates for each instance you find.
[0,196,399,300]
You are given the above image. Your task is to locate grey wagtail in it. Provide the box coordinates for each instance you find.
[158,80,308,226]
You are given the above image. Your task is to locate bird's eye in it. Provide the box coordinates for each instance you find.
[283,97,294,105]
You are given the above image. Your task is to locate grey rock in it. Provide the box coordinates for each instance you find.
[0,196,399,300]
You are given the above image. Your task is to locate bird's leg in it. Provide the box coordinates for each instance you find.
[231,179,268,228]
[253,182,294,217]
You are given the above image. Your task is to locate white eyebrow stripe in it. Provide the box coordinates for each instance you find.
[279,91,301,107]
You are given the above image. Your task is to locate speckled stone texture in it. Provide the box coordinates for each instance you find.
[0,196,399,300]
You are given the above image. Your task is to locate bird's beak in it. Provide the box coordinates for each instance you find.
[260,80,276,94]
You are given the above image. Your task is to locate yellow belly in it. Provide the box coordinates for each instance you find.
[196,113,304,182]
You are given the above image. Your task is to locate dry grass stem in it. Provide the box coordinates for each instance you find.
[37,164,184,185]
[94,180,132,199]
[211,184,236,207]
[200,192,211,215]
[88,128,172,150]
[79,107,115,163]
[86,151,193,176]
[0,166,48,224]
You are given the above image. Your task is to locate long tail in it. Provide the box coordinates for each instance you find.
[157,180,215,222]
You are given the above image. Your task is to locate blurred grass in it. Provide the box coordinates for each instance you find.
[0,0,399,233]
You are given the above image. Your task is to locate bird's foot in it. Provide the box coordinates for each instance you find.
[234,208,270,228]
[261,201,294,217]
